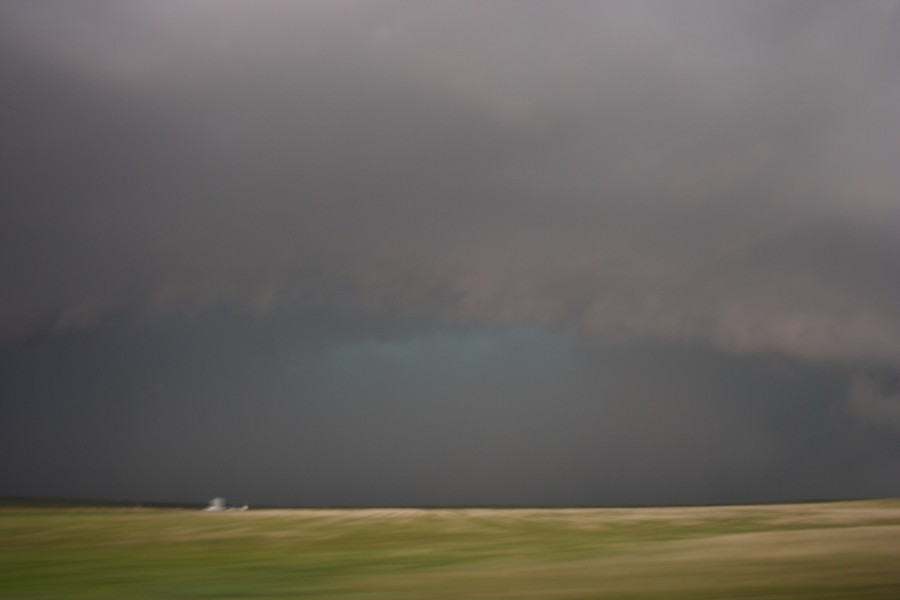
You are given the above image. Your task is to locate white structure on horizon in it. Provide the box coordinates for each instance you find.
[205,497,226,511]
[203,497,249,511]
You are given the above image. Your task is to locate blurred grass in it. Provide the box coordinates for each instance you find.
[2,500,900,598]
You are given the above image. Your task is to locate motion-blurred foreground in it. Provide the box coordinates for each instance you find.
[2,500,900,598]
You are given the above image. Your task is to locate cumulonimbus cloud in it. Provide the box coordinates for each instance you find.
[1,0,900,366]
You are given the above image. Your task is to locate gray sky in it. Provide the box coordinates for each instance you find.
[2,0,900,506]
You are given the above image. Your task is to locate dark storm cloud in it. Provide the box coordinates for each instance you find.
[4,312,899,506]
[2,0,900,365]
[3,1,900,506]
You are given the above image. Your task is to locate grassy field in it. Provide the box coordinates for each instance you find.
[2,500,900,599]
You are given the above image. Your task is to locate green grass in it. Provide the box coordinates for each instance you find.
[2,500,900,598]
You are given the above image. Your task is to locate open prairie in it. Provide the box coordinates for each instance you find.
[2,500,900,599]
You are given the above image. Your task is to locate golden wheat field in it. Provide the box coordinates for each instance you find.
[2,500,900,599]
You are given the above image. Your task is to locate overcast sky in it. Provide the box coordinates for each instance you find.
[2,0,900,507]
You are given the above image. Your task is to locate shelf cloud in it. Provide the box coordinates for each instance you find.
[3,0,900,364]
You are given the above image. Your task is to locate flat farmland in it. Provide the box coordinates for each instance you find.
[2,500,900,599]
